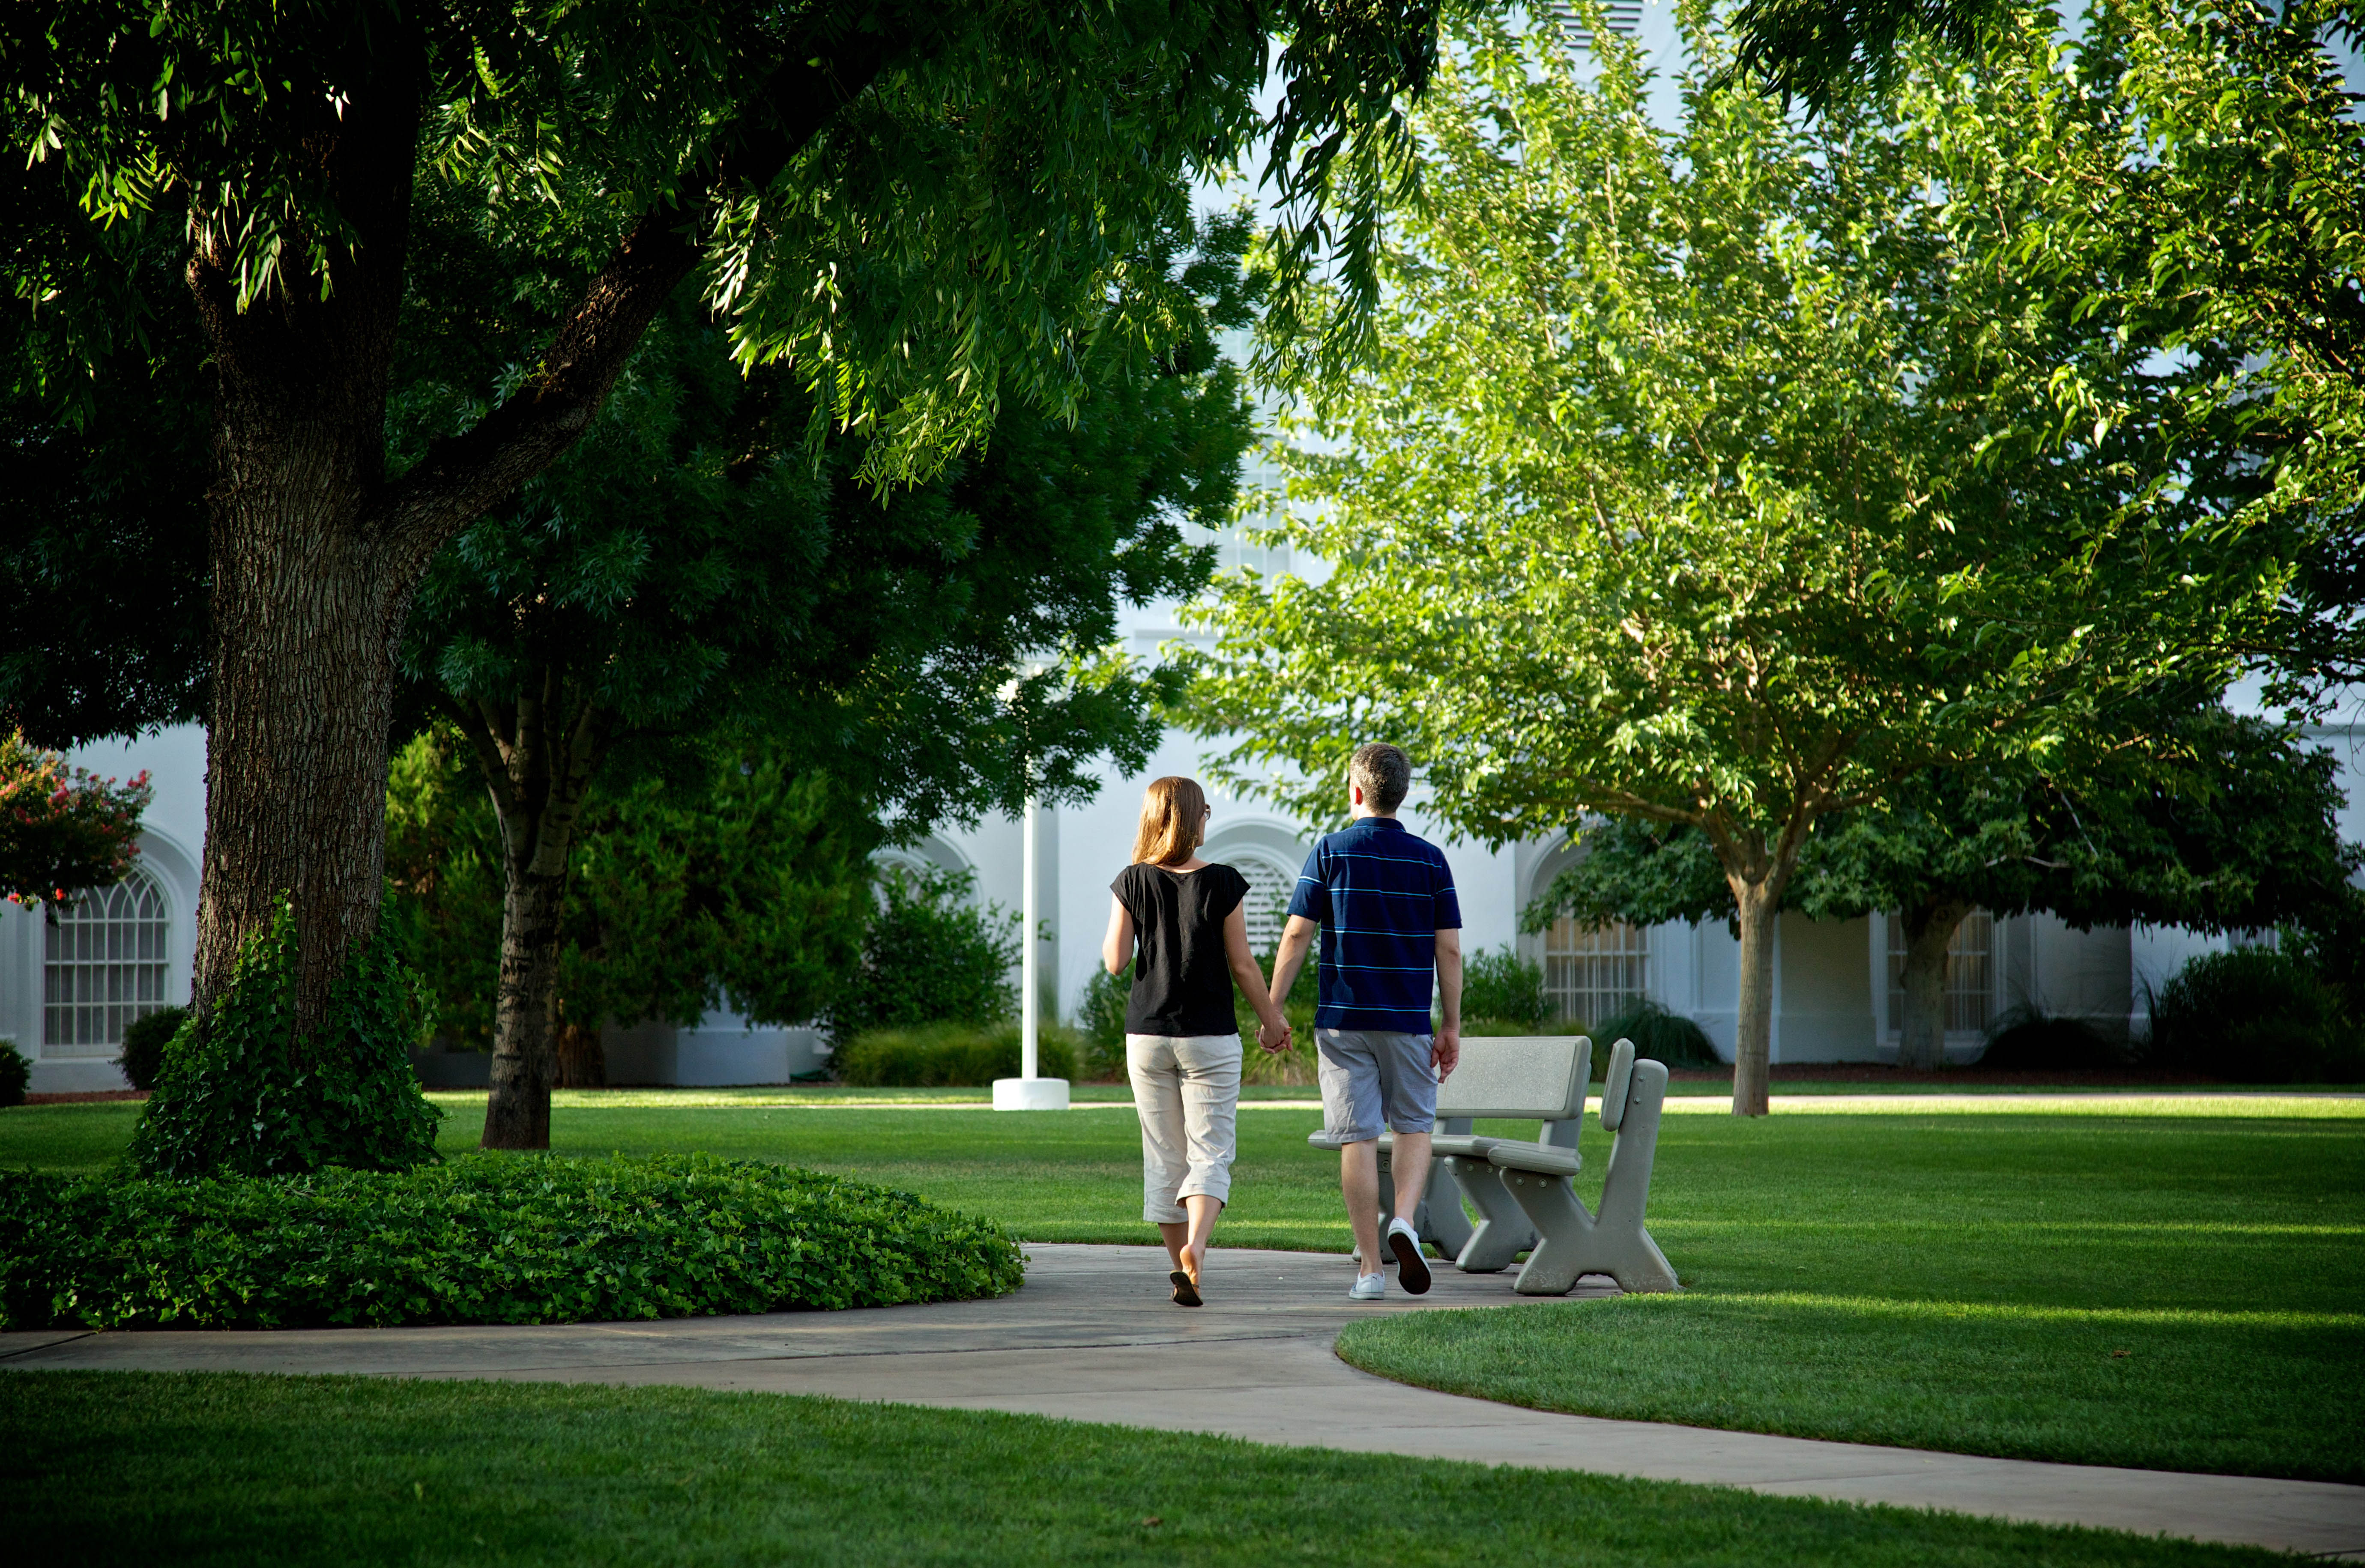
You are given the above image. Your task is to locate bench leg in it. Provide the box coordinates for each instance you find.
[1441,1156,1534,1272]
[1587,1062,1679,1293]
[1502,1171,1598,1295]
[1416,1159,1475,1258]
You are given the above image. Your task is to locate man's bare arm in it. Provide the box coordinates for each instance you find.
[1270,915,1318,1016]
[1432,927,1463,1078]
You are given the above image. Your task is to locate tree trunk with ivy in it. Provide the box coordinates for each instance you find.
[177,24,892,1065]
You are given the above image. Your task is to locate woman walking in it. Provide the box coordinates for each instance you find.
[1102,776,1291,1307]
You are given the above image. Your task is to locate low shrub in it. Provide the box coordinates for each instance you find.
[1075,962,1131,1080]
[0,1154,1023,1330]
[1976,1006,2129,1072]
[1592,1000,1720,1072]
[117,1005,188,1092]
[831,868,1019,1042]
[835,1021,1080,1087]
[0,1039,26,1107]
[2146,947,2362,1083]
[127,899,443,1178]
[1462,946,1550,1030]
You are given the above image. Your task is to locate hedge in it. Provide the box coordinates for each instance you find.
[0,1154,1023,1330]
[836,1021,1080,1087]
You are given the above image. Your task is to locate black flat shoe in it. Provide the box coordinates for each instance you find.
[1169,1269,1202,1307]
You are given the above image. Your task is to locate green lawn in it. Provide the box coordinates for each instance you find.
[0,1371,2289,1568]
[6,1094,2359,1480]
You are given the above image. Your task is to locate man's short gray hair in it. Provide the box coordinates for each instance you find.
[1350,742,1411,813]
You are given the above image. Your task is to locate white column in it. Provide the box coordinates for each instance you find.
[995,795,1069,1110]
[1021,792,1039,1080]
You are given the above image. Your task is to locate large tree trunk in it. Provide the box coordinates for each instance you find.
[1731,877,1779,1117]
[169,22,903,1129]
[185,59,422,1028]
[1896,899,1971,1072]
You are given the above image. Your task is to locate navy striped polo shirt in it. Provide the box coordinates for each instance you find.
[1285,816,1462,1032]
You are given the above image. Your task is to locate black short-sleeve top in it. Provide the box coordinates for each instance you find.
[1111,861,1251,1037]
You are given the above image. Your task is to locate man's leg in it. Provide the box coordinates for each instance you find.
[1342,1138,1383,1273]
[1389,1129,1433,1226]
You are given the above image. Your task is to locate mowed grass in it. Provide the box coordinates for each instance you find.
[6,1094,2359,1479]
[0,1371,2293,1568]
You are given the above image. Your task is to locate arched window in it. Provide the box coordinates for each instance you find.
[1885,910,1997,1037]
[1229,855,1298,958]
[1543,915,1648,1026]
[44,872,172,1052]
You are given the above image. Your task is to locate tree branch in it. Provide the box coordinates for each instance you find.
[371,22,916,562]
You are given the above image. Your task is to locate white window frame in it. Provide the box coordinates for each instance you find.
[1542,915,1650,1027]
[1882,909,2000,1040]
[43,870,173,1056]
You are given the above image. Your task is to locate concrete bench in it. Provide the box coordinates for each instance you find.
[1359,1035,1678,1295]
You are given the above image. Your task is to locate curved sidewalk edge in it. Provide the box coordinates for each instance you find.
[5,1243,2358,1557]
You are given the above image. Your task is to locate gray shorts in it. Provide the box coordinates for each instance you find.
[1313,1028,1438,1145]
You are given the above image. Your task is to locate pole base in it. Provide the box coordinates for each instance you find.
[992,1077,1071,1111]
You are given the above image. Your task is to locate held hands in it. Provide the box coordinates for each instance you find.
[1257,1016,1293,1055]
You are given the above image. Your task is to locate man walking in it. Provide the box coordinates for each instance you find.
[1267,742,1462,1300]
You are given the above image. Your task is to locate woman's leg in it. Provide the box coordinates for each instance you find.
[1172,1034,1244,1279]
[1127,1034,1190,1264]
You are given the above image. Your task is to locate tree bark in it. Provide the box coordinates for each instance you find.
[186,51,421,1030]
[1731,877,1779,1116]
[1896,898,1971,1072]
[1707,809,1814,1119]
[452,675,608,1150]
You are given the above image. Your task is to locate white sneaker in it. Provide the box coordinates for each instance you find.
[1348,1272,1386,1302]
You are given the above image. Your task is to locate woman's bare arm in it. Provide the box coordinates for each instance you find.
[1223,903,1291,1050]
[1101,893,1135,976]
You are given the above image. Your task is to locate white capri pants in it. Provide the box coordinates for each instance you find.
[1125,1033,1242,1223]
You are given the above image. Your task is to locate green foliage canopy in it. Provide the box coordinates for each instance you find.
[1186,3,2279,1108]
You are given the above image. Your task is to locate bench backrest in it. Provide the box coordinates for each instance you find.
[1436,1035,1591,1122]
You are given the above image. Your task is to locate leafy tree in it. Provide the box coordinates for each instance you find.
[384,725,873,1087]
[1549,710,2359,1068]
[0,730,151,908]
[832,869,1022,1043]
[1187,3,2273,1113]
[399,215,1248,1147]
[1729,0,2365,703]
[2,0,1445,1092]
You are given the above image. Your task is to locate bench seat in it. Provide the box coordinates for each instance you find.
[1399,1132,1582,1177]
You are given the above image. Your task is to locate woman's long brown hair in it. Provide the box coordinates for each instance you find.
[1130,776,1207,867]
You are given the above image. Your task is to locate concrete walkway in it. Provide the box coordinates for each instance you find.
[6,1244,2359,1558]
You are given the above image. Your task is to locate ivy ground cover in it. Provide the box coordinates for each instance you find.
[0,1155,1020,1329]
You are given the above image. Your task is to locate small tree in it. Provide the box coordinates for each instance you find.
[832,869,1022,1043]
[1550,710,2359,1067]
[1188,4,2272,1113]
[0,731,150,908]
[399,219,1249,1147]
[384,726,874,1080]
